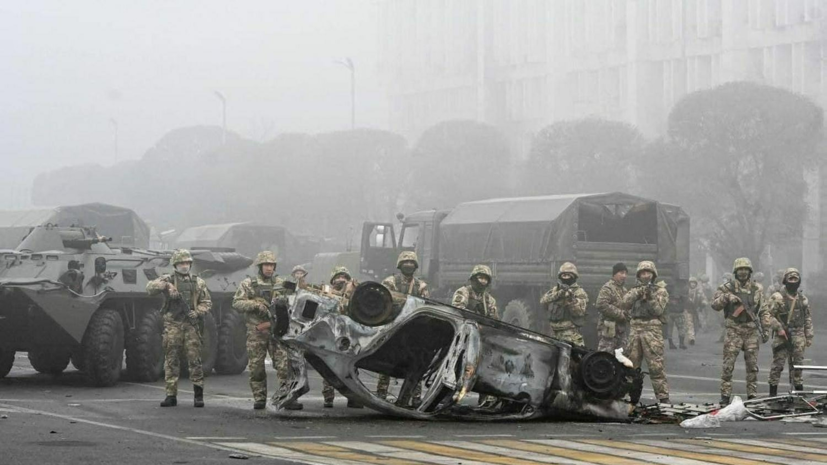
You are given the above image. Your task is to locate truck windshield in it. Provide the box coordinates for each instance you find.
[400,224,419,249]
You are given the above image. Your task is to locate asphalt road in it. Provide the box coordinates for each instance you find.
[3,328,827,464]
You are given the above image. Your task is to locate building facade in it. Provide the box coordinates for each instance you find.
[377,0,826,275]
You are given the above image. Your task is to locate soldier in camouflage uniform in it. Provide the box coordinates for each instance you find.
[711,258,772,404]
[540,262,589,346]
[684,276,707,345]
[452,265,499,319]
[323,266,363,409]
[232,251,301,410]
[664,287,690,350]
[767,268,814,396]
[595,262,629,353]
[291,265,308,290]
[621,261,671,404]
[377,251,430,403]
[147,249,211,408]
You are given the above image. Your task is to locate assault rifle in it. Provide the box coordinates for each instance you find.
[168,290,204,334]
[727,284,766,343]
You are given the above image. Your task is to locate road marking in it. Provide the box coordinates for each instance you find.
[439,441,593,465]
[533,439,718,465]
[676,439,827,461]
[328,441,497,465]
[483,439,644,464]
[273,436,339,440]
[187,436,247,441]
[454,434,514,438]
[783,432,827,436]
[636,440,790,464]
[218,442,360,465]
[278,442,423,465]
[579,438,775,465]
[713,438,827,456]
[365,435,426,439]
[383,440,549,465]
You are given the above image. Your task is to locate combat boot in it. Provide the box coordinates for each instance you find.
[668,339,677,350]
[253,400,266,410]
[160,396,177,407]
[679,337,687,350]
[719,395,730,406]
[193,385,204,408]
[323,399,334,408]
[659,397,671,405]
[769,385,778,397]
[795,384,804,392]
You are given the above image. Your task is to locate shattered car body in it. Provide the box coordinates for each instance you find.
[271,282,643,421]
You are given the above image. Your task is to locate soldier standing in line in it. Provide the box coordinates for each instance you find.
[325,266,363,409]
[664,288,690,350]
[541,262,589,346]
[766,268,814,396]
[621,261,671,404]
[377,251,430,404]
[595,263,629,353]
[451,264,498,319]
[711,258,771,405]
[147,249,211,408]
[290,265,308,290]
[684,276,707,346]
[232,251,302,410]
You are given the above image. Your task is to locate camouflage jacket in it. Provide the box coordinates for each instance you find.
[381,273,430,298]
[595,279,627,323]
[146,273,212,317]
[233,274,286,325]
[686,287,708,313]
[712,280,770,328]
[452,284,498,319]
[541,284,588,326]
[766,288,814,340]
[621,282,668,324]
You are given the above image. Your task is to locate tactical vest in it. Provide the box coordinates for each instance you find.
[631,297,657,320]
[549,286,584,327]
[249,276,278,302]
[164,273,198,316]
[778,292,807,329]
[465,286,486,316]
[394,274,424,297]
[724,282,754,324]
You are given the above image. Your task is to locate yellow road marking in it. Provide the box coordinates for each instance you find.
[278,442,425,465]
[483,439,645,465]
[382,440,553,465]
[580,439,775,465]
[676,439,827,462]
[765,437,827,451]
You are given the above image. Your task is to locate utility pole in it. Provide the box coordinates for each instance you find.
[336,58,356,129]
[214,91,227,145]
[109,118,119,161]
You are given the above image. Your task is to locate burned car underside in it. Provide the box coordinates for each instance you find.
[271,282,643,421]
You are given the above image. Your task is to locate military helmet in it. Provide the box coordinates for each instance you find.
[254,251,278,267]
[396,251,419,269]
[689,276,698,284]
[171,249,193,265]
[291,264,307,275]
[782,267,801,283]
[753,271,765,282]
[329,265,352,284]
[723,272,733,281]
[557,262,579,279]
[699,273,710,284]
[470,264,493,280]
[732,257,753,274]
[636,260,658,278]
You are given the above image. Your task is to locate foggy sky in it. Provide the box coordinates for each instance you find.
[0,1,385,208]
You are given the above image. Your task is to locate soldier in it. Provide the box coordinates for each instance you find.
[291,265,308,290]
[767,268,814,396]
[711,258,771,404]
[684,276,707,345]
[451,264,498,319]
[621,261,671,404]
[232,251,301,410]
[664,287,690,350]
[767,269,785,296]
[324,266,363,409]
[147,249,211,408]
[377,251,429,403]
[699,273,714,334]
[540,262,589,346]
[595,262,629,353]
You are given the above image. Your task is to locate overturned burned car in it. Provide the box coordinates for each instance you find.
[271,282,643,421]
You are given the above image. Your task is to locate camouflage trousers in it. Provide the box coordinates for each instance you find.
[768,331,808,387]
[597,319,628,353]
[550,321,585,347]
[246,323,289,402]
[664,311,695,343]
[376,375,422,403]
[323,379,335,403]
[721,323,760,398]
[626,320,669,401]
[162,315,203,396]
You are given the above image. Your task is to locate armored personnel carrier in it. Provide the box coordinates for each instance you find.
[0,225,252,386]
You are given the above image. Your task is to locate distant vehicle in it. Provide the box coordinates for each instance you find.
[359,192,690,347]
[0,225,253,385]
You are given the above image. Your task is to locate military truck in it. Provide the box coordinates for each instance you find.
[360,192,690,347]
[0,225,252,385]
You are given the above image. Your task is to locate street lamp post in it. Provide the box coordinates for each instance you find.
[109,118,119,160]
[214,91,227,145]
[336,58,355,129]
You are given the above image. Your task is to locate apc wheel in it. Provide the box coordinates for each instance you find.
[0,348,14,378]
[82,308,125,387]
[125,310,164,382]
[28,348,71,375]
[215,309,247,375]
[502,299,546,334]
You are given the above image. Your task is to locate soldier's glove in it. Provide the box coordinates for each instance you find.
[729,294,741,305]
[187,310,199,320]
[167,283,180,300]
[258,302,270,316]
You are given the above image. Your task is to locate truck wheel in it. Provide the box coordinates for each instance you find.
[125,310,163,382]
[0,348,14,378]
[82,308,125,387]
[215,309,248,375]
[503,299,546,334]
[28,348,71,375]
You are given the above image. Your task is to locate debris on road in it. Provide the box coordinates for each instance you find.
[228,453,249,460]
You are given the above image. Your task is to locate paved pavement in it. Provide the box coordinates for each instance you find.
[3,328,827,464]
